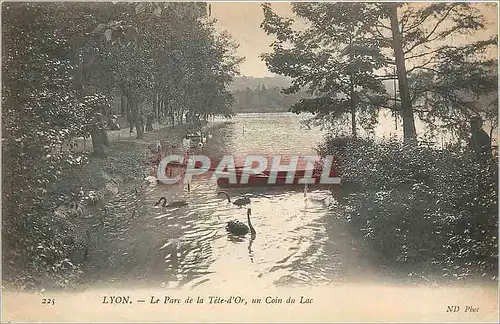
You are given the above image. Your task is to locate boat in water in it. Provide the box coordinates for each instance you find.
[216,170,323,188]
[156,154,339,188]
[215,156,336,188]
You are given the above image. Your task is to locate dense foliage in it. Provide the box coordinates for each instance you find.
[261,2,497,144]
[2,2,241,289]
[261,2,388,137]
[262,2,498,282]
[319,136,498,281]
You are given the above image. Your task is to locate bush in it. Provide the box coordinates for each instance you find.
[2,209,87,290]
[320,135,498,280]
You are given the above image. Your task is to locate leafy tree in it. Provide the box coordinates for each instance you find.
[2,4,104,286]
[52,2,120,154]
[2,2,98,222]
[2,1,243,289]
[261,2,497,144]
[112,2,240,127]
[374,3,496,143]
[409,40,498,142]
[260,2,388,137]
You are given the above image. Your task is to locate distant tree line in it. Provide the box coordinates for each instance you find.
[231,84,310,113]
[228,75,292,91]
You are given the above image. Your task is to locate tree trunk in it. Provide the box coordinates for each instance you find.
[489,119,496,147]
[170,106,175,126]
[154,92,159,119]
[76,45,110,154]
[91,129,106,156]
[90,114,107,156]
[349,76,357,139]
[120,92,128,116]
[152,93,157,119]
[129,97,143,139]
[135,118,143,139]
[103,130,110,146]
[179,107,185,124]
[128,110,134,133]
[163,99,168,121]
[388,3,417,144]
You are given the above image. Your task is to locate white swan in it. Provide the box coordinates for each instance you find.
[144,175,158,185]
[308,193,337,207]
[299,178,310,201]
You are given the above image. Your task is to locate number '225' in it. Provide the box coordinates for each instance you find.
[42,298,55,305]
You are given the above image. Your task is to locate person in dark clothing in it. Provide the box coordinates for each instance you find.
[128,114,134,134]
[109,115,120,130]
[146,113,154,132]
[139,114,145,132]
[469,116,492,160]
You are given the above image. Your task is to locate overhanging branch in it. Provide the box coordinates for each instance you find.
[404,4,457,54]
[404,46,451,60]
[407,58,439,74]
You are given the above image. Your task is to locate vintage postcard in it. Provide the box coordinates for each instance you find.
[1,1,498,322]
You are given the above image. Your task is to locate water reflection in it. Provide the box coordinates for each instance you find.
[88,113,363,290]
[248,238,255,263]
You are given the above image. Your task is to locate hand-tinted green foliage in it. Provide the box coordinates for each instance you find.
[319,136,498,280]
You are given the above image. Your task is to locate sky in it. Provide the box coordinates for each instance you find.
[212,2,499,78]
[212,2,294,77]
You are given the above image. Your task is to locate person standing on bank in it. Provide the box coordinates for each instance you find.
[128,114,134,135]
[146,113,154,132]
[139,114,145,133]
[469,115,491,160]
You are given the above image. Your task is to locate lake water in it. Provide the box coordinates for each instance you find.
[7,112,496,323]
[84,112,497,292]
[85,112,393,291]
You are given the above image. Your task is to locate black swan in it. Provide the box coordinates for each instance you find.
[217,191,251,207]
[154,197,188,208]
[226,208,256,238]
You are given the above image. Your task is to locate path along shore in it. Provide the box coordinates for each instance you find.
[2,121,209,291]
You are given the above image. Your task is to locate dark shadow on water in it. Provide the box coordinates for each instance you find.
[226,234,246,243]
[248,237,255,263]
[80,115,375,290]
[223,185,334,199]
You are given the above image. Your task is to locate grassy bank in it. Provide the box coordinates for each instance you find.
[319,136,498,283]
[2,124,190,291]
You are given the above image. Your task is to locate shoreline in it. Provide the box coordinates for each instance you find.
[3,119,497,294]
[2,123,196,292]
